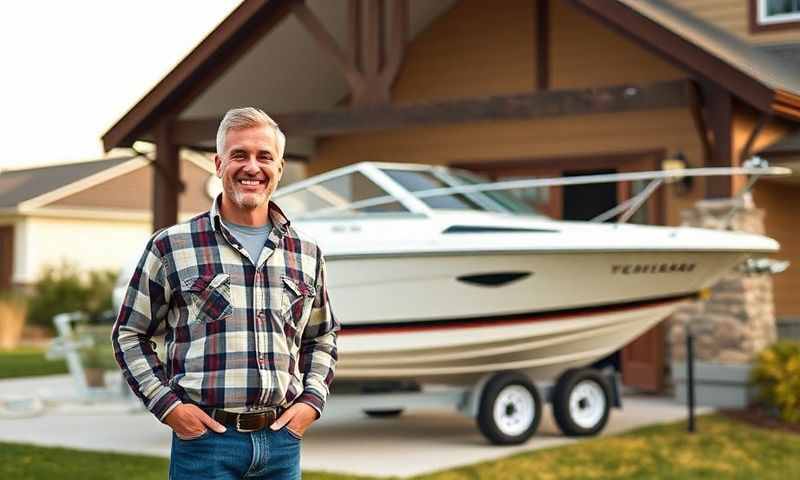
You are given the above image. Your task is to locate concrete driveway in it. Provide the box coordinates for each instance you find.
[0,374,707,478]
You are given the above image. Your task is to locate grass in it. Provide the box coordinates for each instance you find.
[0,415,798,479]
[419,415,800,480]
[0,347,68,379]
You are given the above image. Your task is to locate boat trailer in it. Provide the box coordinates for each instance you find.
[329,367,622,445]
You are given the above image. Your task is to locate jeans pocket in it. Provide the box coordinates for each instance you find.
[283,425,303,441]
[175,429,210,441]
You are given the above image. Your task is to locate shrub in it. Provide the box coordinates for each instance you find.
[84,270,118,322]
[752,341,800,423]
[26,262,118,331]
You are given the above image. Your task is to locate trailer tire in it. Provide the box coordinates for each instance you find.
[477,372,541,445]
[552,368,611,437]
[363,409,404,418]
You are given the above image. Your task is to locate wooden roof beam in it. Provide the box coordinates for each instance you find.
[291,1,364,94]
[292,0,408,106]
[173,79,692,142]
[379,0,409,91]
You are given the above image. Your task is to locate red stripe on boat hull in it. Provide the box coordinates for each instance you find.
[340,292,697,336]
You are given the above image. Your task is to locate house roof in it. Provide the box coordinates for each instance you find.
[0,156,138,209]
[103,0,800,152]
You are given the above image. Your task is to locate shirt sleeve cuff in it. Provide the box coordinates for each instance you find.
[148,387,183,422]
[296,391,324,419]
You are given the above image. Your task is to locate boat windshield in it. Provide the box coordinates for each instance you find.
[276,171,408,218]
[382,168,542,215]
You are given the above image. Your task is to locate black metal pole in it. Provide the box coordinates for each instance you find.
[687,332,695,433]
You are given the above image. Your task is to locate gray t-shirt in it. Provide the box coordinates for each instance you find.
[223,220,272,264]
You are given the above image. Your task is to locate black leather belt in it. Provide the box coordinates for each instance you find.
[203,406,284,433]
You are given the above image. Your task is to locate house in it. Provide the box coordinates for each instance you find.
[0,152,222,288]
[100,0,800,393]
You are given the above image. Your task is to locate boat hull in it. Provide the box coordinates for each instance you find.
[325,249,746,384]
[335,296,688,384]
[326,249,745,326]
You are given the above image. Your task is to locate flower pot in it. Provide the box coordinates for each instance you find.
[84,367,105,388]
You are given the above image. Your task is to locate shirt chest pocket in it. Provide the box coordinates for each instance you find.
[182,273,233,325]
[281,275,315,327]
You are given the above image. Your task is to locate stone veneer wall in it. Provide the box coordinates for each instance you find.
[667,194,777,366]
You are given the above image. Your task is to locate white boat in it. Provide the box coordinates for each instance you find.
[275,161,786,385]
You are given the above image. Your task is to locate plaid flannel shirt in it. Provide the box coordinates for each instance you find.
[111,197,339,422]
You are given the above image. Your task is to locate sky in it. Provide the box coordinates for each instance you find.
[0,1,241,169]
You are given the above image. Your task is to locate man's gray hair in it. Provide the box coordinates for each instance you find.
[216,107,287,159]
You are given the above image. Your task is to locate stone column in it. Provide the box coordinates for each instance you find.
[667,194,777,407]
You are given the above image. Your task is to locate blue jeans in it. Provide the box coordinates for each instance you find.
[169,426,301,479]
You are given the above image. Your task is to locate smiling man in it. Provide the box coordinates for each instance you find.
[112,107,339,479]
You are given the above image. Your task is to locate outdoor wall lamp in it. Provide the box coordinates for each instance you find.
[661,151,693,195]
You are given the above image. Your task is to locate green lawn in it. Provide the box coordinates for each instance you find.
[0,347,67,379]
[0,415,797,479]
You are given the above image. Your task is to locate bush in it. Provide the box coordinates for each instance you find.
[752,341,800,423]
[26,262,118,331]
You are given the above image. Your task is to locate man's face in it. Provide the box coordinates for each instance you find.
[215,125,283,210]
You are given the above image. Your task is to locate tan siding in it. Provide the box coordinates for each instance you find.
[668,0,800,44]
[753,182,800,318]
[50,158,214,214]
[550,0,684,88]
[391,0,535,102]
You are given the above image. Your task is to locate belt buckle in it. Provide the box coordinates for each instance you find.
[235,413,261,433]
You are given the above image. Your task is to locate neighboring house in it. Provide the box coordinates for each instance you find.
[0,153,220,288]
[100,0,800,392]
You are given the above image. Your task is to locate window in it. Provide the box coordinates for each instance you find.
[277,171,408,218]
[753,0,800,29]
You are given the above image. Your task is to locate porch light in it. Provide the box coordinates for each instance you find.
[662,151,693,194]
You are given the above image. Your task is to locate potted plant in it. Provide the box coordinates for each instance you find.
[77,324,115,388]
[0,291,28,350]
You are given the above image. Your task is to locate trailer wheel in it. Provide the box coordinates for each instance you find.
[363,409,404,418]
[477,372,541,445]
[552,368,611,437]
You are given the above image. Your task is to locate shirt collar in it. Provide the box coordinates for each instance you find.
[210,194,291,236]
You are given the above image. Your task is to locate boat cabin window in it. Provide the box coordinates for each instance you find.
[383,168,542,215]
[277,171,408,218]
[382,169,484,211]
[447,171,541,215]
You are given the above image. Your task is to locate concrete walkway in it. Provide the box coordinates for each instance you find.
[0,374,709,478]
